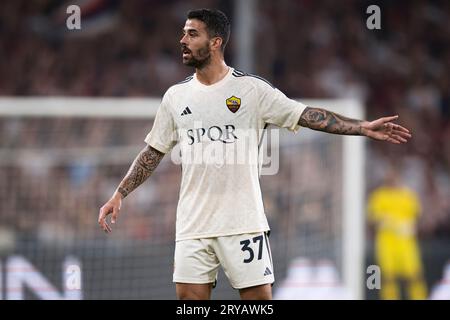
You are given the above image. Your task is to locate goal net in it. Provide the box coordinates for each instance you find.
[0,97,365,299]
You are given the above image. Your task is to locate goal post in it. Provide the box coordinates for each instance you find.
[0,97,365,299]
[305,99,366,300]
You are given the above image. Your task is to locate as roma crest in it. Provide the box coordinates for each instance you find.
[226,96,241,113]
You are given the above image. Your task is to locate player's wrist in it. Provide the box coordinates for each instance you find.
[113,190,124,200]
[360,121,370,136]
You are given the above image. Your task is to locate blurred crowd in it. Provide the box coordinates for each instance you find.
[0,118,181,246]
[0,0,449,239]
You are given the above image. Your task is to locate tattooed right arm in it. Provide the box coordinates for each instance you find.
[116,145,165,199]
[98,145,164,233]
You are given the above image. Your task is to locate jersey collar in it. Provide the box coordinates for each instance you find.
[192,67,234,91]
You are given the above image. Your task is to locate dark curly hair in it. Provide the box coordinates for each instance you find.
[187,8,231,52]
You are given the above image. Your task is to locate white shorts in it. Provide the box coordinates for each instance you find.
[173,231,274,289]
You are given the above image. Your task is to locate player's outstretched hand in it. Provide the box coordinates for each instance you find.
[98,193,122,233]
[362,115,411,144]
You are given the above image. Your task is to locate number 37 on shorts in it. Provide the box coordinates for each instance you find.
[173,231,274,289]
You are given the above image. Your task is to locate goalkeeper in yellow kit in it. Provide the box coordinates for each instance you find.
[367,168,427,300]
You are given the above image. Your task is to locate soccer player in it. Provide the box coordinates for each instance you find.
[367,167,427,299]
[98,9,412,300]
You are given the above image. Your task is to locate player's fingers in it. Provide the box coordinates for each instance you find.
[381,115,399,123]
[386,136,401,144]
[393,124,410,133]
[383,134,401,144]
[390,133,407,143]
[111,206,119,224]
[98,209,105,226]
[376,133,399,144]
[98,207,111,232]
[392,129,412,139]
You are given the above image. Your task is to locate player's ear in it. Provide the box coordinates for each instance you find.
[210,37,223,51]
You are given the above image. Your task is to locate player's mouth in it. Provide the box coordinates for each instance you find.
[182,47,192,58]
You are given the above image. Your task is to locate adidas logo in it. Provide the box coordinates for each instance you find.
[181,107,192,116]
[264,267,272,276]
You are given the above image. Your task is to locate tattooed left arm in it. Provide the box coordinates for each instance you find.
[298,107,412,144]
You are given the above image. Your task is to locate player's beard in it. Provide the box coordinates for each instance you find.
[182,42,211,69]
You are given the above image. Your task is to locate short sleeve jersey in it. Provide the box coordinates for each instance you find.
[145,67,307,240]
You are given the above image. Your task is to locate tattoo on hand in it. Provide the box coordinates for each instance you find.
[117,145,165,198]
[299,107,363,135]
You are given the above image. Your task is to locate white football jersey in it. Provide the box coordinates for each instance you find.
[145,67,307,240]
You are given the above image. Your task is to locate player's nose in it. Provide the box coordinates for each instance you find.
[180,34,188,45]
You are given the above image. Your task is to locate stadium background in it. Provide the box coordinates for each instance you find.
[0,0,449,299]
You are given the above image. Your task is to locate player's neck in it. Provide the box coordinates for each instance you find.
[195,60,229,86]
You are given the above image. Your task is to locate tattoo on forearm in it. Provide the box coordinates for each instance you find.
[117,145,165,198]
[298,107,364,135]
